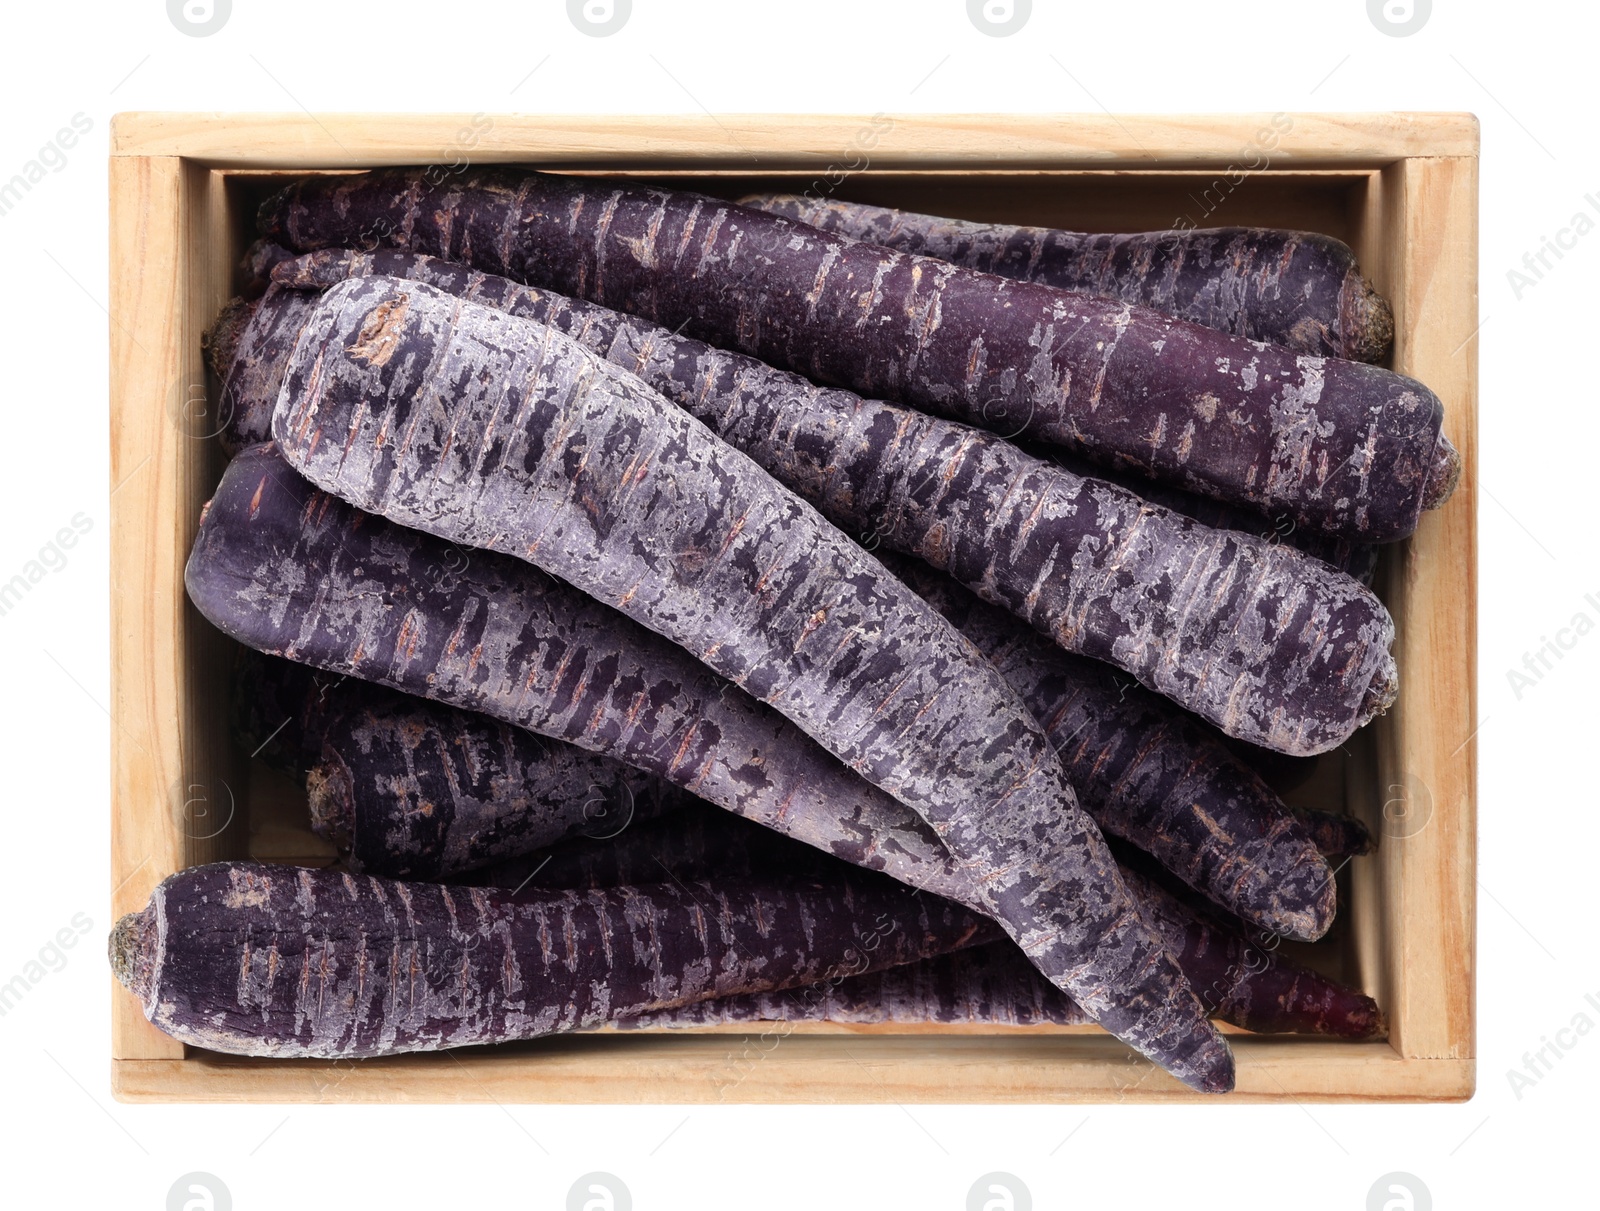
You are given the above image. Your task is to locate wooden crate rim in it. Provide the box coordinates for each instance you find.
[109,111,1481,168]
[108,114,1477,1103]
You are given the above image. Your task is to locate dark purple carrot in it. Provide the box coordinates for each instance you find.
[189,445,974,907]
[206,282,323,457]
[1019,438,1379,585]
[465,798,833,893]
[210,249,1396,756]
[272,276,1233,1092]
[109,861,994,1059]
[739,194,1395,364]
[231,651,682,874]
[489,809,1378,1038]
[1290,807,1374,859]
[1212,732,1324,793]
[259,168,1458,543]
[883,556,1337,940]
[186,445,1230,1090]
[207,258,1363,927]
[305,684,688,880]
[1118,861,1383,1038]
[619,941,1090,1030]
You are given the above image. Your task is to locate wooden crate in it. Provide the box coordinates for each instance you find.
[108,112,1478,1103]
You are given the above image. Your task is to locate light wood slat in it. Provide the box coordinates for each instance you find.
[1374,156,1479,1065]
[111,1039,1472,1104]
[108,156,188,1062]
[109,111,1481,168]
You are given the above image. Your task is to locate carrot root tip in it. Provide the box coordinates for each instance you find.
[1341,270,1395,364]
[1422,431,1462,511]
[307,757,356,853]
[202,296,259,386]
[109,910,153,1000]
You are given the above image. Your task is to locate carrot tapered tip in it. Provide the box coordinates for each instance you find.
[1247,849,1339,943]
[1422,431,1462,511]
[1360,654,1400,722]
[1341,270,1395,365]
[1175,1031,1237,1094]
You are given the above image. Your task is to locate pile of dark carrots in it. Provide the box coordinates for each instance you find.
[110,170,1457,1093]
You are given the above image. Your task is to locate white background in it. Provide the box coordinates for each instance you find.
[0,1,1591,1206]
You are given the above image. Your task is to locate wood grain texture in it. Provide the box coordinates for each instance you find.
[110,160,249,1063]
[1371,157,1478,1066]
[107,114,1477,1101]
[108,112,1480,168]
[110,1038,1472,1104]
[109,156,188,1063]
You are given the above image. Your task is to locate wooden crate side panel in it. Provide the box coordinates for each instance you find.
[1374,156,1479,1065]
[109,112,1481,169]
[110,1039,1472,1105]
[108,156,188,1062]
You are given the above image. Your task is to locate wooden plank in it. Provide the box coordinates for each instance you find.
[110,1039,1472,1105]
[109,112,1481,169]
[108,156,188,1062]
[1372,157,1479,1064]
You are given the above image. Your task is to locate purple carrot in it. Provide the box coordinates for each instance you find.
[619,941,1090,1030]
[258,168,1459,542]
[305,683,688,880]
[740,194,1394,363]
[272,276,1234,1092]
[489,807,1380,1038]
[109,861,994,1059]
[1289,807,1374,859]
[884,555,1337,940]
[186,445,1230,1091]
[1118,858,1383,1038]
[231,652,682,876]
[1213,732,1324,793]
[188,445,973,907]
[464,798,832,893]
[210,248,1396,755]
[1019,438,1379,584]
